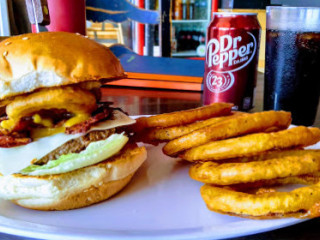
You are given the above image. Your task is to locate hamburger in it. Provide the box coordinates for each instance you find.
[0,32,147,210]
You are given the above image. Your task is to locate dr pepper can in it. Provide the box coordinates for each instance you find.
[203,13,261,111]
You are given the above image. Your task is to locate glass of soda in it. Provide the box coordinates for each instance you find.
[264,6,320,126]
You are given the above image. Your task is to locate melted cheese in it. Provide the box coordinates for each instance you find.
[31,113,91,139]
[32,114,53,127]
[0,111,135,175]
[0,119,14,130]
[31,127,65,139]
[64,113,90,127]
[1,113,91,139]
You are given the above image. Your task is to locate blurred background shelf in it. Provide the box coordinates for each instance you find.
[172,19,208,23]
[171,50,198,57]
[86,22,124,47]
[170,0,211,58]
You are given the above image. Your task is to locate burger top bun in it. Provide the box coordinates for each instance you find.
[0,32,125,100]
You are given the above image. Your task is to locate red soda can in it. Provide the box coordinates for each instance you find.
[203,13,261,111]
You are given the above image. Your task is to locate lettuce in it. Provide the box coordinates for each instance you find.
[20,133,128,176]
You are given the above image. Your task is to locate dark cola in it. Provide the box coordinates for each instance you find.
[264,30,320,125]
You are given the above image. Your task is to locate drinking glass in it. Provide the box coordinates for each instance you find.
[264,6,320,126]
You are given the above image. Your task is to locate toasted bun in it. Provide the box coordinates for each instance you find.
[0,144,147,210]
[0,32,125,100]
[14,173,135,211]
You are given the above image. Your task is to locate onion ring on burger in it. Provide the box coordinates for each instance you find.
[1,86,97,132]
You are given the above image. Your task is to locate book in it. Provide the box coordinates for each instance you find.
[107,46,204,91]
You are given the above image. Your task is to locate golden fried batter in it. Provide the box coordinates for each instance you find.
[224,172,320,192]
[144,111,245,141]
[201,183,320,218]
[190,150,320,185]
[181,126,320,162]
[164,111,292,156]
[134,102,233,130]
[221,149,304,164]
[2,86,97,131]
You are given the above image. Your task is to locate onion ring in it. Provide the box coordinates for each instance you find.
[2,86,97,131]
[200,181,320,219]
[190,150,320,185]
[219,148,304,164]
[164,111,292,156]
[181,126,320,162]
[134,102,233,130]
[224,172,320,192]
[144,111,245,141]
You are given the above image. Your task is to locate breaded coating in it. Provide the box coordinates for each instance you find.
[134,102,233,129]
[163,111,291,156]
[145,111,245,141]
[201,183,320,218]
[181,126,320,161]
[190,150,320,185]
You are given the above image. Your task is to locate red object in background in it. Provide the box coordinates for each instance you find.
[211,0,219,17]
[203,13,261,111]
[137,0,145,55]
[32,0,86,34]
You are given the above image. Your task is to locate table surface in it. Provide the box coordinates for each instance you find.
[99,73,320,127]
[2,73,320,240]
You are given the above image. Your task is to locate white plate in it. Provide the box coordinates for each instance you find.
[1,121,318,240]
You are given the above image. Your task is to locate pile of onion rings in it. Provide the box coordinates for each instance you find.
[133,103,320,219]
[132,102,234,143]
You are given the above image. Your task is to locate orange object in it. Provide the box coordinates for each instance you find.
[106,78,202,91]
[126,72,203,83]
[211,0,218,18]
[173,0,182,20]
[100,87,201,101]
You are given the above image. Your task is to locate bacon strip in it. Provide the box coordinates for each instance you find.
[0,135,31,148]
[65,107,110,134]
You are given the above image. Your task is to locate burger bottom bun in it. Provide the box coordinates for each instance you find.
[14,172,135,211]
[0,144,147,211]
